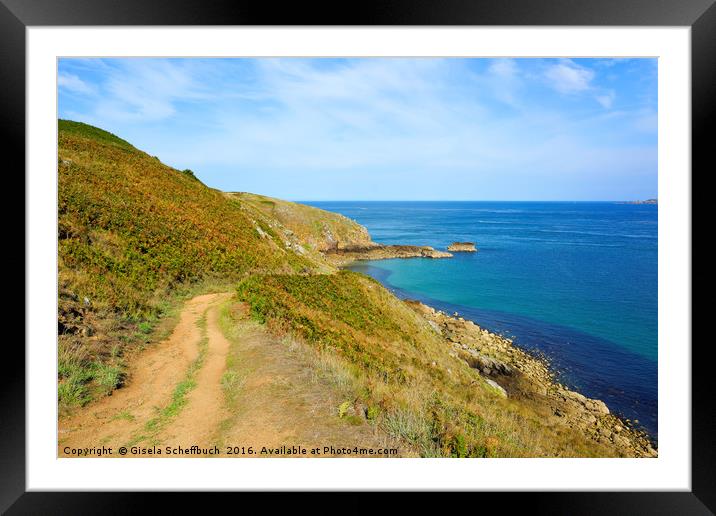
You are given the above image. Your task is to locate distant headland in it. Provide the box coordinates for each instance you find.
[617,199,657,205]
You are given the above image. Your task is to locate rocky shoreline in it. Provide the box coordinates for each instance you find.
[404,300,657,457]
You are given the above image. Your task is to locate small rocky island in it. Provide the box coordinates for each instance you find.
[447,242,477,252]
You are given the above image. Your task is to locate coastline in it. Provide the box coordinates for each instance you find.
[339,257,657,457]
[57,122,660,459]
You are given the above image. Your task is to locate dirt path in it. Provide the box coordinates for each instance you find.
[152,299,233,451]
[58,293,404,458]
[58,293,229,455]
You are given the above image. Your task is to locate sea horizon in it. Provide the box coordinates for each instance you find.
[305,200,658,439]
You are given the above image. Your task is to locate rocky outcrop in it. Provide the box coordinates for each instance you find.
[232,192,458,267]
[229,192,374,257]
[447,242,477,252]
[324,243,452,265]
[404,299,657,458]
[456,347,513,376]
[485,378,508,397]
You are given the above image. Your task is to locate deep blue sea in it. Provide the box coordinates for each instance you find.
[304,201,658,439]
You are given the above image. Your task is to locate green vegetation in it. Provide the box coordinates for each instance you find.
[235,270,619,457]
[338,400,352,418]
[59,119,312,318]
[236,271,412,380]
[218,302,247,406]
[58,120,631,458]
[58,120,135,150]
[58,347,124,408]
[230,192,372,254]
[111,410,135,422]
[58,119,317,413]
[365,405,380,422]
[181,169,202,184]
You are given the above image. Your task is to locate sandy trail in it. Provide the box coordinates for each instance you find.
[153,298,233,452]
[59,293,404,458]
[58,293,226,455]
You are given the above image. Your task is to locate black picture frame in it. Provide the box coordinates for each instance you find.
[5,0,711,512]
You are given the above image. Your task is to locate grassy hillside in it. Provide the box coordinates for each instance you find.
[235,271,622,457]
[58,120,318,410]
[229,192,373,253]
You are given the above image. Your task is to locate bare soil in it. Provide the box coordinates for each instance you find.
[58,293,403,458]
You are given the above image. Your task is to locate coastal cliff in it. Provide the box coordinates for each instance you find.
[227,191,373,252]
[58,120,656,458]
[229,192,453,265]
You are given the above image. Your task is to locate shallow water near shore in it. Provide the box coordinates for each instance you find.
[305,201,658,439]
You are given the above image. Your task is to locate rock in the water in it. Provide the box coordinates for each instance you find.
[326,243,452,262]
[447,242,477,252]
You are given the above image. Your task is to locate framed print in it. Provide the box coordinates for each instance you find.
[5,0,712,512]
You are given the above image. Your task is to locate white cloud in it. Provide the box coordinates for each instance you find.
[485,58,522,106]
[488,58,518,78]
[58,73,95,95]
[544,60,595,94]
[595,90,616,109]
[167,58,485,170]
[59,58,657,200]
[137,59,645,180]
[79,59,214,122]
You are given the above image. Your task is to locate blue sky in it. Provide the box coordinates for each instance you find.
[58,58,657,201]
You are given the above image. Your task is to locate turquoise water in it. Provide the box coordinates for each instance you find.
[305,201,658,438]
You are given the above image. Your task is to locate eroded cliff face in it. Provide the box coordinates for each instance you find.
[404,300,657,458]
[228,192,372,250]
